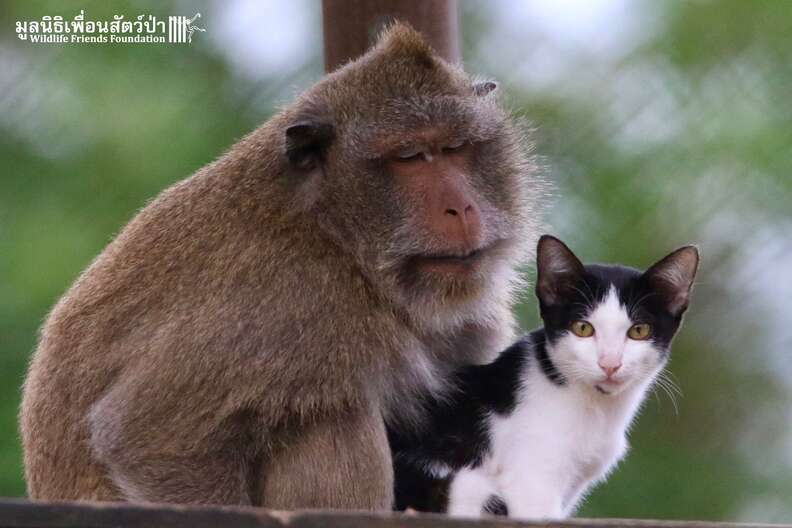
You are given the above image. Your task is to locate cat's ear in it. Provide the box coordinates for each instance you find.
[535,235,585,306]
[643,245,700,317]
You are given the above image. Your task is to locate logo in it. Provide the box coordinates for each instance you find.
[15,10,206,45]
[168,13,205,44]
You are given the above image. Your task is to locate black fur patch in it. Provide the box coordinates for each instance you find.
[392,457,450,513]
[531,330,566,386]
[483,494,508,516]
[456,336,530,417]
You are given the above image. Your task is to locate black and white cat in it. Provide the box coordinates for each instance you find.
[389,235,699,519]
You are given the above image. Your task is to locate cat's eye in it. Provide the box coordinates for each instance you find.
[570,320,594,338]
[627,323,652,340]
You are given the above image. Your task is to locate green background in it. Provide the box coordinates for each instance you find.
[1,1,791,521]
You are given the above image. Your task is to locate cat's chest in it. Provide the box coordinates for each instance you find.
[488,381,629,478]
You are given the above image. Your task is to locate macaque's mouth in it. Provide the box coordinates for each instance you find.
[397,240,512,284]
[407,247,488,275]
[418,248,484,265]
[407,247,488,277]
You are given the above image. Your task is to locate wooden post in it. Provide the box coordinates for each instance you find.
[321,0,460,72]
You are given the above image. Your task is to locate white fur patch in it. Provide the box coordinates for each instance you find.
[448,468,500,517]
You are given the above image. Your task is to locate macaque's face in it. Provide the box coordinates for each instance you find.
[386,131,484,276]
[327,95,534,319]
[283,32,537,323]
[382,129,503,284]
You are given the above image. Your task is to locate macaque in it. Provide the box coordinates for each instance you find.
[20,23,542,508]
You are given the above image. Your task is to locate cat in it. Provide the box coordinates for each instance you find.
[389,235,699,519]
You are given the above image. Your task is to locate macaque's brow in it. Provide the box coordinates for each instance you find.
[350,101,502,160]
[368,128,464,155]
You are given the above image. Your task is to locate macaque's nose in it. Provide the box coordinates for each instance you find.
[438,198,482,248]
[599,363,621,377]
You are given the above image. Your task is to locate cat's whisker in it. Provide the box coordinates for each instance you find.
[570,285,594,312]
[570,301,591,311]
[660,370,683,395]
[627,291,656,318]
[651,375,680,415]
[656,370,683,397]
[650,385,663,408]
[552,358,594,383]
[581,280,597,308]
[662,380,682,399]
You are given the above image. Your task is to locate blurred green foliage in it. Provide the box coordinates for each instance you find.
[1,0,791,522]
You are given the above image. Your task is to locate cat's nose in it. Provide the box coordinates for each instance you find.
[599,364,621,377]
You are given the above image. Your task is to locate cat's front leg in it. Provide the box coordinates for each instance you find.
[447,468,499,517]
[497,472,565,520]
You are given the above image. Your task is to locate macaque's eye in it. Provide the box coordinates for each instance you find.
[627,323,652,340]
[570,320,595,338]
[442,139,466,153]
[395,148,424,162]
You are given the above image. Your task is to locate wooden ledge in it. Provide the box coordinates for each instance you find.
[0,499,785,528]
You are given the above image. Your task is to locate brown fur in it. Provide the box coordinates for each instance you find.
[20,23,542,508]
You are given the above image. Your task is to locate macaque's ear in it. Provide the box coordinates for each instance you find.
[643,245,699,317]
[473,81,498,97]
[285,120,335,171]
[535,235,585,306]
